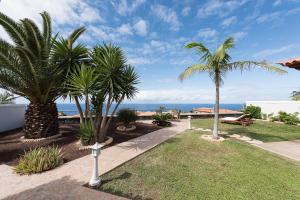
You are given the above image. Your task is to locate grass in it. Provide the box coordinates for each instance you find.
[97,131,300,200]
[192,118,300,142]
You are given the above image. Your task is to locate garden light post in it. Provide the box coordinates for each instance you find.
[188,116,192,129]
[89,142,103,187]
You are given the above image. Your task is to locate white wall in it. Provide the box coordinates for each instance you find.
[246,101,300,118]
[0,104,26,132]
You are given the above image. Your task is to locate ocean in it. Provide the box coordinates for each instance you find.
[57,103,244,116]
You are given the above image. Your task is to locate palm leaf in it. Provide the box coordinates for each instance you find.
[179,64,211,81]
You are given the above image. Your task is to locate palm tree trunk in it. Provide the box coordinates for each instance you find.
[24,101,59,139]
[212,81,220,139]
[74,96,84,124]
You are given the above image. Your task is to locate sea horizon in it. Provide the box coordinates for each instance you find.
[57,103,244,116]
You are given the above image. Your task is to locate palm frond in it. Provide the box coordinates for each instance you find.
[179,64,210,81]
[185,42,212,62]
[226,61,287,74]
[214,37,234,62]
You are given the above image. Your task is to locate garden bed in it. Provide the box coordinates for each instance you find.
[0,122,161,166]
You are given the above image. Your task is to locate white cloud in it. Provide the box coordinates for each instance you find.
[128,57,153,65]
[181,6,191,16]
[0,0,103,27]
[111,0,145,16]
[256,12,281,23]
[151,4,181,31]
[133,19,147,36]
[253,44,295,58]
[273,0,282,6]
[197,0,249,18]
[117,24,133,35]
[198,28,218,39]
[133,84,293,103]
[231,31,248,41]
[221,16,237,27]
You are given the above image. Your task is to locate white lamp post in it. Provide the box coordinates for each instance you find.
[89,142,103,187]
[188,116,192,129]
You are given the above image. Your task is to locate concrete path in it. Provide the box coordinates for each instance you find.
[0,120,187,199]
[195,127,299,161]
[255,140,300,161]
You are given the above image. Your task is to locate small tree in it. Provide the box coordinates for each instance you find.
[291,91,300,100]
[67,43,139,143]
[117,109,138,127]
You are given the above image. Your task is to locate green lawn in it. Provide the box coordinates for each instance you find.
[192,118,300,142]
[98,131,300,200]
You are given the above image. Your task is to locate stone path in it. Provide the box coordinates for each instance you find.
[254,140,300,161]
[0,120,187,199]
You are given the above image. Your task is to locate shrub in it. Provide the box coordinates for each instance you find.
[244,105,262,119]
[277,111,299,125]
[152,113,172,126]
[15,146,63,175]
[78,122,94,145]
[117,109,138,127]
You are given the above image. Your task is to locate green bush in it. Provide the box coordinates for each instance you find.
[78,122,94,145]
[117,109,138,127]
[274,111,299,125]
[244,105,262,119]
[15,146,63,175]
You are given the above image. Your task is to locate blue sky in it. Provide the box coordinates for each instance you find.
[1,0,300,104]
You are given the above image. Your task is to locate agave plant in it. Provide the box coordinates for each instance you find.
[180,37,286,139]
[0,11,85,138]
[0,91,15,104]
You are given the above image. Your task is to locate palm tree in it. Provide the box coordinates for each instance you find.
[0,11,84,138]
[179,37,286,139]
[291,91,300,100]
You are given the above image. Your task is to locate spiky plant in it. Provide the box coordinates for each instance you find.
[179,37,286,139]
[0,91,15,104]
[91,44,139,142]
[52,27,89,123]
[0,11,85,138]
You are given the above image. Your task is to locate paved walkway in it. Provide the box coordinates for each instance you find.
[0,120,187,199]
[255,140,300,161]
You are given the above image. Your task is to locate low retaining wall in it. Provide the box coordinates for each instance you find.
[0,104,27,132]
[246,101,300,118]
[59,112,243,123]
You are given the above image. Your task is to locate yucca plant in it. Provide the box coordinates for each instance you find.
[78,122,94,145]
[0,11,85,138]
[14,146,63,175]
[180,37,287,139]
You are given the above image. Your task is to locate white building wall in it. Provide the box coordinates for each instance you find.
[0,104,26,132]
[246,101,300,118]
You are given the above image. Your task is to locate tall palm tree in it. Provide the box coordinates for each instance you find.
[0,11,84,138]
[179,37,286,139]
